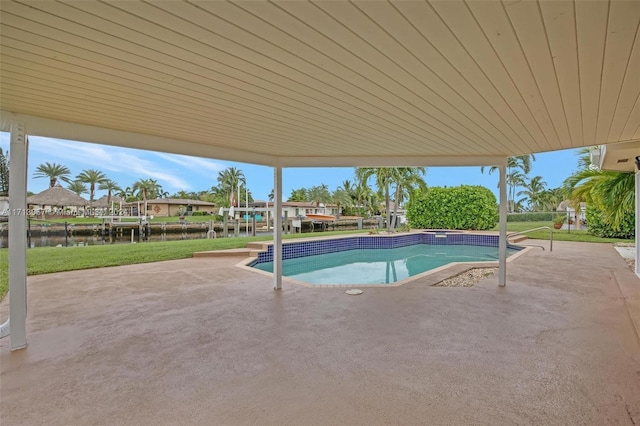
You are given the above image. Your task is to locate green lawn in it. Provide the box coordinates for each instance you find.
[496,221,632,243]
[0,224,631,300]
[0,230,369,299]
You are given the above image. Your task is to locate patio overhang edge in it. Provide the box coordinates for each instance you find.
[0,110,277,167]
[1,111,508,169]
[277,155,508,168]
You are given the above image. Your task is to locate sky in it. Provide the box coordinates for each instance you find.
[0,132,582,202]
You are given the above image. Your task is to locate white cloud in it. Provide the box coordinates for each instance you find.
[27,136,191,190]
[154,152,225,175]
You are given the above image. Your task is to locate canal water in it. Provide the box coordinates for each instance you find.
[0,218,376,248]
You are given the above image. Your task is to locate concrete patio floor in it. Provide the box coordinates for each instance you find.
[1,240,639,425]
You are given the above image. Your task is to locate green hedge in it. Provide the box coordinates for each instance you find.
[507,212,555,222]
[407,185,498,230]
[586,207,634,239]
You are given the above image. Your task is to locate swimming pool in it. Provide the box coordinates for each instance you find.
[248,232,523,286]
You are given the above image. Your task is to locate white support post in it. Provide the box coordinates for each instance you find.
[498,162,508,287]
[9,120,29,350]
[273,166,283,290]
[636,171,639,278]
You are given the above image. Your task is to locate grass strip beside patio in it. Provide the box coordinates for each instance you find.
[494,221,631,243]
[0,230,369,300]
[0,225,631,300]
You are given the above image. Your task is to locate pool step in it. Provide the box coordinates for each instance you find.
[246,242,269,250]
[193,248,256,258]
[510,235,529,243]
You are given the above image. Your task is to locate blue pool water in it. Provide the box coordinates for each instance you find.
[252,243,519,285]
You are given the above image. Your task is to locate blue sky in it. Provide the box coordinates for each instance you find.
[0,132,581,201]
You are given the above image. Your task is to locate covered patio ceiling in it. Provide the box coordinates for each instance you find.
[1,0,639,167]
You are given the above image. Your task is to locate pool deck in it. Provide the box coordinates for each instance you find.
[1,240,639,425]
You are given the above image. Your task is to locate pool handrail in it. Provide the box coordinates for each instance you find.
[507,226,553,251]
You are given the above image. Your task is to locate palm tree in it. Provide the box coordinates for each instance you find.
[288,188,307,202]
[517,176,547,211]
[117,186,135,202]
[506,170,527,212]
[33,162,71,187]
[331,188,353,217]
[338,180,357,204]
[356,167,426,231]
[132,178,162,215]
[67,180,88,196]
[217,167,245,207]
[98,179,122,208]
[356,167,395,230]
[307,184,332,207]
[353,177,376,215]
[481,155,536,212]
[207,186,228,206]
[564,168,634,230]
[539,187,564,212]
[76,169,107,208]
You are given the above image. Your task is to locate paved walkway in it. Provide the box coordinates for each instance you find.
[1,241,639,425]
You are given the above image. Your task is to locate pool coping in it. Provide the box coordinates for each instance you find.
[236,231,533,288]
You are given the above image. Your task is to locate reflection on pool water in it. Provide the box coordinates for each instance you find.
[252,243,520,285]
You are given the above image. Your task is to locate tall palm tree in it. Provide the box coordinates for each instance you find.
[98,179,122,208]
[517,176,547,211]
[539,187,564,212]
[506,170,527,212]
[356,167,426,231]
[356,167,395,230]
[338,180,357,204]
[217,167,245,207]
[353,178,376,214]
[117,186,135,202]
[389,168,427,230]
[307,184,332,207]
[288,188,307,202]
[331,188,353,217]
[33,162,71,187]
[132,178,162,214]
[481,154,536,212]
[67,180,88,196]
[76,169,107,208]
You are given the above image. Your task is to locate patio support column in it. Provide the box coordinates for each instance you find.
[273,166,282,290]
[636,171,640,277]
[8,120,29,349]
[498,162,507,287]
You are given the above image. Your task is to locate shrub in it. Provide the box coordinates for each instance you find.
[407,185,498,230]
[586,207,634,239]
[342,206,369,217]
[507,212,555,222]
[191,211,207,216]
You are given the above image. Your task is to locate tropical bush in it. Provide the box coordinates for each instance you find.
[586,207,634,239]
[407,185,498,230]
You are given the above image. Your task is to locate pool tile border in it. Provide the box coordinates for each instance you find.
[237,231,531,288]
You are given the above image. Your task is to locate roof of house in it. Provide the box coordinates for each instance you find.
[93,195,125,208]
[27,185,88,207]
[281,201,337,208]
[146,198,215,206]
